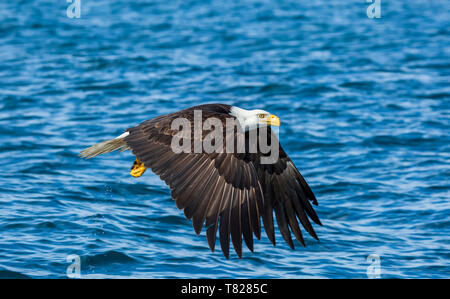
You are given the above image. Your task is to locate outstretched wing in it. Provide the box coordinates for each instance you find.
[255,142,322,249]
[123,108,264,258]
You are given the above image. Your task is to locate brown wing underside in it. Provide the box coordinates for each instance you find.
[124,107,321,258]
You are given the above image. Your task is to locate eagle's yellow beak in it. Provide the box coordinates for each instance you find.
[265,114,281,126]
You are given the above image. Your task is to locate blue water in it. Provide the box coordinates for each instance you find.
[0,0,449,279]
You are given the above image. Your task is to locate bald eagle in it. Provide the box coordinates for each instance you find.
[80,104,322,258]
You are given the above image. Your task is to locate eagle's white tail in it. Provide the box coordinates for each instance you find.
[79,132,130,159]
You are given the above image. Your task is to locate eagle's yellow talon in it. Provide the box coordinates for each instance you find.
[130,159,146,178]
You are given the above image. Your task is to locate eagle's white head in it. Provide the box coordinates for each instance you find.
[230,106,281,131]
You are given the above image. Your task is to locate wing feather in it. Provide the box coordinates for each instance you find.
[253,128,322,250]
[230,190,242,257]
[241,190,253,252]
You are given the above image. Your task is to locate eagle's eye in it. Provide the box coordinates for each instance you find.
[258,113,266,119]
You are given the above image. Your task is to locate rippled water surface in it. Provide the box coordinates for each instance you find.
[0,0,449,278]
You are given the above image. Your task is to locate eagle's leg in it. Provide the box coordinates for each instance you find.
[130,159,146,178]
